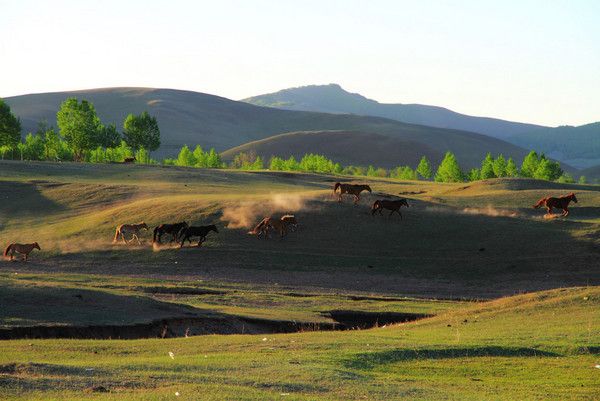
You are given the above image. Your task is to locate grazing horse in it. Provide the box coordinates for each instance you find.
[153,222,189,244]
[372,199,409,219]
[113,222,149,244]
[179,224,219,248]
[4,242,41,261]
[333,183,372,204]
[533,192,578,216]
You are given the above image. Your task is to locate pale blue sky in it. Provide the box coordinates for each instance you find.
[1,0,599,126]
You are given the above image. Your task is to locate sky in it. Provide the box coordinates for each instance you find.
[1,0,599,126]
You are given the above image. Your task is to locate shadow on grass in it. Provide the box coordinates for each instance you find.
[346,346,560,370]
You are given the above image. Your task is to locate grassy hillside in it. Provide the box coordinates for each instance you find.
[1,161,599,399]
[242,84,544,140]
[0,285,597,399]
[5,87,532,168]
[221,131,443,168]
[507,122,600,169]
[1,160,598,298]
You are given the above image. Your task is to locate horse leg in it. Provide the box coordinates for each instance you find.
[546,206,552,215]
[180,235,187,248]
[354,195,359,205]
[24,252,28,262]
[563,208,569,217]
[121,231,127,244]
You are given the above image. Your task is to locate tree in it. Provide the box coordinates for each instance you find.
[193,145,207,167]
[122,111,160,152]
[480,153,496,179]
[176,145,196,167]
[22,133,45,160]
[416,156,432,180]
[556,173,575,183]
[96,123,121,148]
[520,151,540,178]
[505,157,519,177]
[533,157,562,181]
[578,175,587,184]
[252,156,264,170]
[135,147,152,164]
[468,168,480,181]
[493,154,507,177]
[435,151,464,183]
[57,98,103,160]
[206,148,222,168]
[269,156,285,170]
[0,99,21,148]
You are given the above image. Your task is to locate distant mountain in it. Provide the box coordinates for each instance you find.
[242,84,545,139]
[506,122,600,169]
[222,131,442,169]
[5,87,531,168]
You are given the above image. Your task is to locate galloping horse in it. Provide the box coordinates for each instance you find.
[333,183,372,204]
[372,199,409,219]
[533,192,578,216]
[4,242,41,261]
[153,222,189,244]
[179,224,219,247]
[250,215,297,239]
[113,222,149,244]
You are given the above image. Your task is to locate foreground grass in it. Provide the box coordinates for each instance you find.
[0,287,598,400]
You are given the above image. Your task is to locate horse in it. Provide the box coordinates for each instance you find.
[179,225,219,248]
[281,215,298,232]
[113,222,149,244]
[153,222,189,244]
[4,242,41,261]
[533,192,578,216]
[333,183,372,204]
[372,199,409,218]
[249,215,294,239]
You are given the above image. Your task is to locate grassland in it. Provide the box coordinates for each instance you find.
[0,160,599,399]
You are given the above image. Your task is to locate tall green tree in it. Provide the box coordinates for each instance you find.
[493,154,507,177]
[176,145,196,167]
[123,111,160,151]
[434,151,464,182]
[480,153,496,179]
[416,156,432,179]
[505,157,519,177]
[468,168,481,181]
[0,99,22,148]
[96,123,121,148]
[533,157,562,181]
[56,98,103,160]
[520,151,540,178]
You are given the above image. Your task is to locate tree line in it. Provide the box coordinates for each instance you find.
[0,98,160,162]
[0,97,583,183]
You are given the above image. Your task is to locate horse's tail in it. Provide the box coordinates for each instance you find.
[533,197,547,209]
[4,244,12,257]
[153,226,159,242]
[113,226,121,243]
[333,182,341,194]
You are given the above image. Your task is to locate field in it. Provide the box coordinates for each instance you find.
[0,160,599,400]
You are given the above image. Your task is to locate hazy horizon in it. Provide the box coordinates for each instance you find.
[2,0,599,126]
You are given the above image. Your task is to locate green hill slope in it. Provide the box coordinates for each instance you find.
[222,130,443,168]
[5,87,532,168]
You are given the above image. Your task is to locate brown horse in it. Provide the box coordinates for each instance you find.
[249,215,297,239]
[372,199,409,218]
[4,242,41,261]
[333,183,372,204]
[113,222,149,244]
[533,192,578,216]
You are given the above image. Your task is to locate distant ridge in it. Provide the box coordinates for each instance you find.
[242,83,545,139]
[5,87,532,168]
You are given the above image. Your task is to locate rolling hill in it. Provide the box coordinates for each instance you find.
[5,87,531,168]
[221,131,443,168]
[242,83,545,139]
[507,122,600,169]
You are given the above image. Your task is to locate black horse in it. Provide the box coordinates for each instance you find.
[179,224,219,248]
[153,222,189,244]
[372,199,409,218]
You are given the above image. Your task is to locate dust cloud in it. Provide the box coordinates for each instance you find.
[220,193,315,229]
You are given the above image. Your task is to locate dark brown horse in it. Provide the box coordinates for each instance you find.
[153,222,189,243]
[4,242,40,261]
[533,192,578,216]
[333,183,372,204]
[372,199,409,218]
[179,224,219,247]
